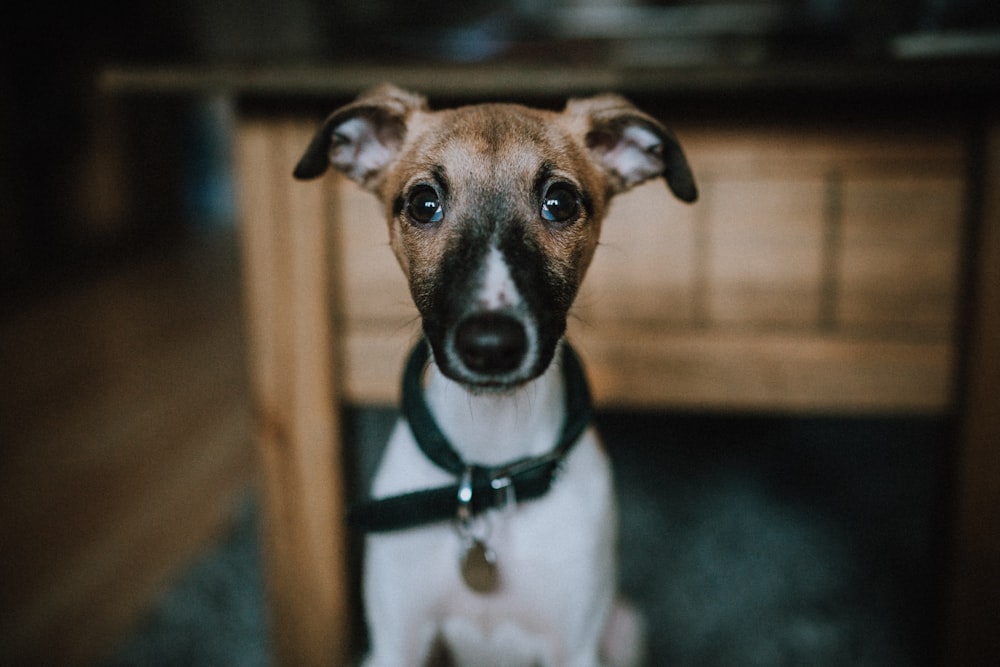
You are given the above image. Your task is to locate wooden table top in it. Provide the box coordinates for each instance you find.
[97,60,1000,101]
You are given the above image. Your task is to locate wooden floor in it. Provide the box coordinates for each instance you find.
[0,229,256,666]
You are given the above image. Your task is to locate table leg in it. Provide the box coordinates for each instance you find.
[945,114,1000,667]
[236,115,351,666]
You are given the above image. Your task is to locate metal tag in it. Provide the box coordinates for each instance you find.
[460,539,500,594]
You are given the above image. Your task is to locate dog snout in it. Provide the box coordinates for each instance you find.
[454,313,528,375]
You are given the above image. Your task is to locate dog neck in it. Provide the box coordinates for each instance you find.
[422,350,567,467]
[348,340,590,533]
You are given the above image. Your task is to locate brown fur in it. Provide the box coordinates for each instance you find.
[378,104,609,319]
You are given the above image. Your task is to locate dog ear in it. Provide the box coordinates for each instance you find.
[293,84,428,190]
[565,94,697,203]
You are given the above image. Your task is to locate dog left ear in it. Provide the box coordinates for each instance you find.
[293,84,427,190]
[565,94,697,203]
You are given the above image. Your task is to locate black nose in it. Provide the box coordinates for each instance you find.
[454,313,528,375]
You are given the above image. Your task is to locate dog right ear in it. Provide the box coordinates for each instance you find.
[564,94,697,203]
[293,85,427,190]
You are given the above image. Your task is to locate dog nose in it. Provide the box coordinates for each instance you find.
[454,313,527,375]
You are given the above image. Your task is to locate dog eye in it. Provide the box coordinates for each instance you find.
[407,186,443,225]
[540,185,579,224]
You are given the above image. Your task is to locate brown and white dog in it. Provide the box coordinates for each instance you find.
[295,85,696,666]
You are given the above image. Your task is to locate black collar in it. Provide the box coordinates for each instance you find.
[348,339,593,533]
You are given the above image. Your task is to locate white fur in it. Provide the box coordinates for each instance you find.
[362,358,637,666]
[602,126,663,188]
[478,247,520,311]
[328,117,398,185]
[440,246,542,387]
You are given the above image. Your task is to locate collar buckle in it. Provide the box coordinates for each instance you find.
[456,466,475,526]
[489,473,516,512]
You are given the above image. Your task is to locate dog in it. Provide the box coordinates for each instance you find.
[294,85,696,667]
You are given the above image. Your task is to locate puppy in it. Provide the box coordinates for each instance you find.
[295,85,696,666]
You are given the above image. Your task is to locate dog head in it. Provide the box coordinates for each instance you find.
[295,84,696,392]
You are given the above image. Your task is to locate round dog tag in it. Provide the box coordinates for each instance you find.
[461,539,500,594]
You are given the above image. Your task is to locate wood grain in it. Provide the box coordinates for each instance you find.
[838,173,964,338]
[0,233,254,665]
[236,118,351,666]
[569,327,952,413]
[944,117,1000,667]
[705,176,827,327]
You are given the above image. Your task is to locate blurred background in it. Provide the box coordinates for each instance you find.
[1,1,998,666]
[4,0,999,302]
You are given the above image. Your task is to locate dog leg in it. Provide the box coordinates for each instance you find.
[600,599,647,667]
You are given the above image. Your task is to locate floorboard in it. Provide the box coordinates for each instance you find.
[0,228,256,666]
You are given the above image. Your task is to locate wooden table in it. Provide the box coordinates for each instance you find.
[101,62,999,666]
